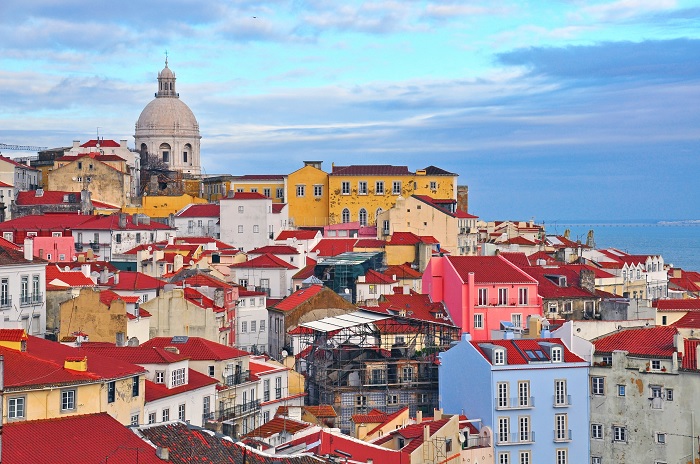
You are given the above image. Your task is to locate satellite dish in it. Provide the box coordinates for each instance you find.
[457,433,465,444]
[189,260,194,265]
[281,350,289,358]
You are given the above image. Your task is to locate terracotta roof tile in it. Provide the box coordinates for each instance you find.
[272,285,325,311]
[249,245,300,255]
[80,345,187,364]
[447,255,538,284]
[231,253,297,270]
[472,338,585,365]
[682,339,700,370]
[330,165,412,176]
[141,337,249,361]
[276,230,320,241]
[593,326,678,358]
[656,299,700,311]
[145,368,218,402]
[362,269,396,284]
[310,239,357,257]
[176,203,220,218]
[243,416,312,439]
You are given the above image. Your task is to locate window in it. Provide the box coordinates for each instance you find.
[238,225,243,233]
[651,360,661,370]
[1,278,9,307]
[518,416,530,442]
[275,376,282,399]
[296,185,305,197]
[666,388,674,401]
[402,366,414,382]
[356,395,367,407]
[478,288,487,305]
[115,233,122,244]
[263,188,271,197]
[430,181,437,190]
[358,181,368,195]
[497,382,509,408]
[498,452,510,464]
[602,355,612,365]
[251,188,258,193]
[392,181,401,194]
[375,181,384,194]
[551,347,563,362]
[511,313,522,329]
[253,225,259,233]
[359,208,367,226]
[498,288,508,305]
[613,426,627,442]
[519,451,530,464]
[251,321,257,332]
[8,397,25,419]
[131,414,139,426]
[260,320,266,332]
[162,408,170,422]
[518,381,530,407]
[498,417,510,444]
[341,208,350,223]
[148,412,156,424]
[555,414,568,440]
[591,423,603,439]
[341,181,350,194]
[368,284,377,294]
[239,279,248,288]
[155,371,165,384]
[107,381,116,403]
[591,376,605,395]
[556,449,568,464]
[387,394,398,405]
[551,379,567,407]
[61,389,76,411]
[241,321,247,333]
[474,313,484,329]
[618,385,626,396]
[276,187,284,199]
[237,205,244,213]
[178,403,186,421]
[172,368,186,387]
[656,432,666,444]
[208,365,215,377]
[203,396,211,416]
[591,458,602,464]
[494,349,505,365]
[518,288,528,305]
[263,410,270,423]
[314,185,323,197]
[263,379,270,401]
[20,276,28,305]
[132,376,140,397]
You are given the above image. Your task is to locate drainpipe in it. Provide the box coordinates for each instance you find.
[0,355,4,463]
[692,410,696,464]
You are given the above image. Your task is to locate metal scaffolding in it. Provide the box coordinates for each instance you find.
[294,310,461,433]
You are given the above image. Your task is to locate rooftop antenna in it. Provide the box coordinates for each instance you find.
[164,49,169,66]
[96,127,101,147]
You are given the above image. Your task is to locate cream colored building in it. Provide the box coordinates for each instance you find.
[135,58,201,175]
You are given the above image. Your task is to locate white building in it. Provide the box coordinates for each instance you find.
[230,254,298,299]
[0,240,47,336]
[249,356,305,427]
[219,192,289,253]
[235,288,269,354]
[174,203,220,238]
[0,155,39,191]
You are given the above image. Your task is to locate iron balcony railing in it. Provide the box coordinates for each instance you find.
[497,431,535,445]
[0,296,11,309]
[553,394,572,407]
[217,399,261,421]
[20,293,43,306]
[553,429,572,442]
[225,370,251,386]
[495,396,535,409]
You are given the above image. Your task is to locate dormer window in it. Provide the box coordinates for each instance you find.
[551,347,563,362]
[494,349,505,365]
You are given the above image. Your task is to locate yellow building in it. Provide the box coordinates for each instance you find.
[287,161,330,227]
[48,153,131,207]
[327,164,457,226]
[121,193,207,219]
[1,330,145,425]
[229,174,287,203]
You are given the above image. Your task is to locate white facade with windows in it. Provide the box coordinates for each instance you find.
[0,246,47,336]
[220,193,289,252]
[235,291,269,354]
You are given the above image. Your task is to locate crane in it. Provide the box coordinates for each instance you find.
[0,142,48,153]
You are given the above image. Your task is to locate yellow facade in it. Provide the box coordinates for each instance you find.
[121,194,207,219]
[385,244,418,267]
[287,163,330,227]
[48,158,130,207]
[59,289,129,343]
[327,167,457,226]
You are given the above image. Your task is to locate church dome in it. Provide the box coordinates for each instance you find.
[136,97,199,134]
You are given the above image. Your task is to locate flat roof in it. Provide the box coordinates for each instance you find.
[299,310,390,333]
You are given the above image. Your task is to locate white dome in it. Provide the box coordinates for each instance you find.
[136,97,199,135]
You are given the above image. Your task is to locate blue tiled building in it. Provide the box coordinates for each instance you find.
[440,334,590,464]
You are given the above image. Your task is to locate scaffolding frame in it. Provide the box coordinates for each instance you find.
[296,311,461,433]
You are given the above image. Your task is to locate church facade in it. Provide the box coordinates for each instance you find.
[134,59,202,175]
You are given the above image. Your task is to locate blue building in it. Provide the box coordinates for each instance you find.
[440,333,590,464]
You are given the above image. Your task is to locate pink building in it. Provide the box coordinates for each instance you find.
[423,255,542,340]
[31,236,76,262]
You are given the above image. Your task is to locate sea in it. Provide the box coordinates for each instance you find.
[541,220,700,272]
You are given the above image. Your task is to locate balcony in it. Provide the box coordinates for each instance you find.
[553,395,572,407]
[275,387,282,399]
[0,296,11,309]
[497,431,535,445]
[553,429,572,442]
[225,370,251,386]
[495,396,535,410]
[217,399,261,421]
[20,293,43,307]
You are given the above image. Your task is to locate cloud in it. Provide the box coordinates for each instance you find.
[576,0,677,22]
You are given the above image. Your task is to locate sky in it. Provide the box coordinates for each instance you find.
[1,0,699,222]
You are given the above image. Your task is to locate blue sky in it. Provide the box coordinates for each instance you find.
[1,0,699,221]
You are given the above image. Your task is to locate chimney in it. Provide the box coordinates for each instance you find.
[120,139,128,149]
[115,332,126,347]
[168,235,174,246]
[163,346,179,354]
[415,410,422,424]
[287,405,302,421]
[156,447,170,461]
[696,344,700,370]
[173,254,184,273]
[118,213,127,229]
[675,333,684,356]
[133,214,139,226]
[73,140,80,149]
[81,263,91,278]
[356,423,367,440]
[100,268,108,284]
[423,424,430,443]
[114,272,120,285]
[23,237,33,261]
[433,408,442,420]
[456,185,469,213]
[462,272,475,335]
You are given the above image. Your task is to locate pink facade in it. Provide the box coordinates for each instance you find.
[31,236,76,262]
[423,255,542,341]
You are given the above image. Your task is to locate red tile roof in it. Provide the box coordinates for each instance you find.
[106,271,165,290]
[4,413,164,464]
[672,312,700,329]
[682,339,700,370]
[593,326,678,358]
[79,139,121,148]
[363,292,454,325]
[447,255,538,284]
[15,189,115,208]
[243,416,312,439]
[472,338,585,365]
[388,232,438,246]
[656,299,700,311]
[351,408,387,424]
[224,192,268,200]
[304,405,337,418]
[520,266,596,299]
[362,269,396,284]
[311,239,357,257]
[46,264,96,289]
[527,250,558,265]
[55,152,126,163]
[498,252,530,267]
[355,238,386,248]
[80,345,187,364]
[176,203,220,217]
[230,253,297,270]
[249,245,299,255]
[669,277,700,293]
[502,236,537,246]
[292,263,316,280]
[231,174,286,180]
[330,165,412,176]
[141,337,249,361]
[272,204,286,214]
[0,155,38,170]
[145,368,218,402]
[99,289,139,306]
[365,407,409,436]
[0,329,28,342]
[272,284,325,311]
[383,263,422,279]
[276,230,320,241]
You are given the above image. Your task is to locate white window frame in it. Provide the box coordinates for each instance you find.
[296,185,305,197]
[613,425,627,442]
[474,313,484,329]
[478,288,487,306]
[392,181,401,195]
[358,181,368,195]
[375,181,384,194]
[551,347,563,362]
[591,376,605,395]
[341,181,350,195]
[591,423,603,440]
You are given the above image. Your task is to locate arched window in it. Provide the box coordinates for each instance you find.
[159,143,171,163]
[183,143,192,163]
[359,208,368,226]
[342,208,350,223]
[140,143,148,156]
